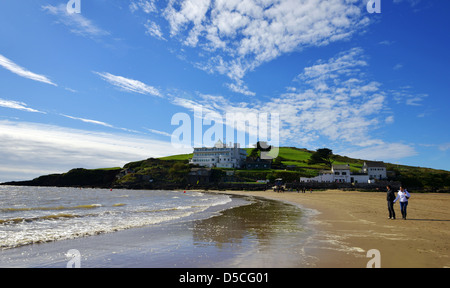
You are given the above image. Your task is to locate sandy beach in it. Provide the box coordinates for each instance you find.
[1,188,448,268]
[209,189,450,268]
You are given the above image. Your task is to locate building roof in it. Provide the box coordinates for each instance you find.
[214,139,224,148]
[364,161,386,168]
[332,164,350,170]
[246,157,271,163]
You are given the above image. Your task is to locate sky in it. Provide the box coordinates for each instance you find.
[0,0,449,182]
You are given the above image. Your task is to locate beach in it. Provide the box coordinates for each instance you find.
[0,188,310,268]
[1,187,448,268]
[209,189,450,268]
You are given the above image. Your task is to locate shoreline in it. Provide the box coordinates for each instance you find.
[206,189,450,268]
[1,187,448,268]
[0,191,310,268]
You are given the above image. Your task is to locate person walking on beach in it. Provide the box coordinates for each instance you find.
[386,185,396,220]
[394,186,411,220]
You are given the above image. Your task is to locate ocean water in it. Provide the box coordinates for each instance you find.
[0,186,238,250]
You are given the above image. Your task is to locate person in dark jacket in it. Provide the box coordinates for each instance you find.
[386,185,396,220]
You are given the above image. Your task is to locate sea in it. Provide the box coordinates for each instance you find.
[0,185,315,268]
[0,186,239,250]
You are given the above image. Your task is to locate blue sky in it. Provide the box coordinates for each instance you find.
[0,0,449,182]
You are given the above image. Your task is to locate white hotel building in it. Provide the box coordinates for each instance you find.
[300,162,387,184]
[189,140,247,169]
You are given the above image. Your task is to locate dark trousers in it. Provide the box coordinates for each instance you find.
[400,201,408,219]
[387,201,395,219]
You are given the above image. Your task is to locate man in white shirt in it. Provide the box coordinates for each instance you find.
[394,186,411,220]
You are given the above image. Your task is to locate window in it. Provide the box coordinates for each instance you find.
[342,172,347,175]
[335,172,340,175]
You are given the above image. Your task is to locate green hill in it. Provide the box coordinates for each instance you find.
[3,147,449,192]
[156,147,449,191]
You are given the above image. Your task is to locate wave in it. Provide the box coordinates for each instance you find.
[0,189,236,250]
[0,209,198,249]
[0,213,80,225]
[1,204,103,213]
[112,203,126,207]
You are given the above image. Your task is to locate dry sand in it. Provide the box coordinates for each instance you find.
[209,189,450,268]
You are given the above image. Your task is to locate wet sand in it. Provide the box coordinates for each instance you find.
[2,189,448,268]
[210,190,450,268]
[0,195,312,268]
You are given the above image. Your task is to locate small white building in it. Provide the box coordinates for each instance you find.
[362,161,387,180]
[300,164,370,184]
[332,164,352,183]
[189,140,247,169]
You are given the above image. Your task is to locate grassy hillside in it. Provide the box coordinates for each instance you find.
[157,147,450,191]
[4,147,448,192]
[159,154,193,161]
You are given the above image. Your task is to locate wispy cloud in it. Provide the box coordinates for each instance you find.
[439,143,450,152]
[0,54,57,86]
[130,0,157,14]
[42,4,109,38]
[94,72,162,97]
[144,128,172,137]
[420,143,450,152]
[170,47,417,160]
[393,0,422,7]
[225,81,255,96]
[145,20,166,41]
[0,120,191,183]
[391,86,428,106]
[159,0,370,94]
[61,113,142,134]
[393,63,403,70]
[0,98,46,114]
[61,114,114,128]
[340,143,418,161]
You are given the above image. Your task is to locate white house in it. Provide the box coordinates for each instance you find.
[300,164,370,184]
[362,161,387,180]
[332,164,352,183]
[189,140,247,169]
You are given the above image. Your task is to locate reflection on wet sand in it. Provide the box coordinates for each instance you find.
[191,197,310,267]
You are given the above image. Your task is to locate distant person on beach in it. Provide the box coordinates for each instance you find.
[394,186,411,220]
[386,185,396,220]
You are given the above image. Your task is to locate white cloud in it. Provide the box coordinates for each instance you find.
[145,20,166,40]
[160,0,370,94]
[299,48,368,83]
[61,114,115,128]
[144,128,172,137]
[379,40,394,46]
[225,81,255,96]
[385,115,395,124]
[0,120,191,183]
[42,4,109,38]
[94,72,162,97]
[60,113,143,134]
[170,48,417,158]
[341,143,418,161]
[393,0,422,7]
[130,0,157,14]
[393,63,403,70]
[0,98,46,114]
[391,87,428,106]
[0,54,57,86]
[438,143,450,152]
